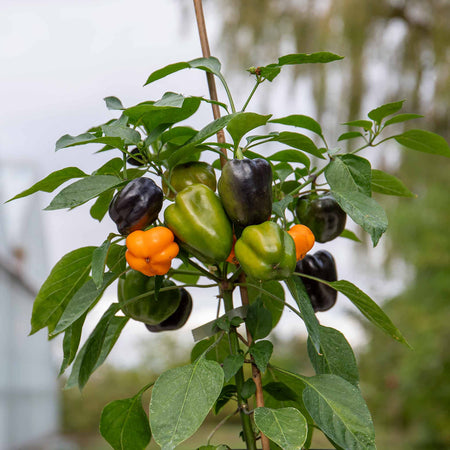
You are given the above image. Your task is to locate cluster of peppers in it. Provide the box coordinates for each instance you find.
[109,154,347,330]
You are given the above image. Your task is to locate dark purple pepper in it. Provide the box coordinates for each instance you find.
[145,288,192,332]
[218,158,272,227]
[109,177,163,235]
[127,147,147,167]
[296,250,337,312]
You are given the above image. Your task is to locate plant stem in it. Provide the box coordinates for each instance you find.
[238,274,270,450]
[241,78,262,112]
[221,285,257,450]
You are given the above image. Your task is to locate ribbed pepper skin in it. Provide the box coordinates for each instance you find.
[295,250,337,312]
[164,184,233,263]
[218,158,272,227]
[109,177,163,235]
[234,221,296,281]
[118,271,181,325]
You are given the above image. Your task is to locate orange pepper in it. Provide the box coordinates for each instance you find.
[288,224,315,261]
[125,226,179,277]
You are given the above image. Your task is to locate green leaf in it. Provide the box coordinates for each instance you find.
[307,326,359,386]
[93,158,123,177]
[44,175,123,210]
[371,169,415,197]
[259,64,281,81]
[339,229,362,242]
[272,132,325,159]
[278,52,344,66]
[368,100,405,123]
[325,155,372,197]
[55,133,125,151]
[214,385,237,415]
[66,304,127,389]
[247,281,284,328]
[267,150,310,168]
[190,335,230,364]
[269,114,323,137]
[170,261,201,284]
[30,246,95,335]
[285,277,320,353]
[144,57,222,85]
[384,113,423,126]
[331,190,388,246]
[272,194,294,218]
[240,379,256,400]
[59,314,86,376]
[102,121,141,145]
[395,129,450,157]
[342,120,373,130]
[107,244,127,274]
[254,407,307,450]
[330,280,408,346]
[100,390,151,450]
[246,298,273,340]
[222,354,245,383]
[104,96,125,110]
[149,358,224,449]
[226,112,271,147]
[337,131,364,142]
[301,374,375,449]
[6,167,88,202]
[92,240,111,288]
[249,340,273,373]
[90,189,115,222]
[154,91,186,108]
[161,126,198,145]
[51,272,118,336]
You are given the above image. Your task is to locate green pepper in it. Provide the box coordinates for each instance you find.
[234,221,296,281]
[295,193,346,243]
[118,270,181,325]
[218,158,272,227]
[162,162,217,200]
[164,184,233,263]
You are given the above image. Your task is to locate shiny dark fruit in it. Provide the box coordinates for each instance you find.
[295,193,346,243]
[108,177,163,235]
[218,158,272,227]
[145,288,192,332]
[296,250,337,312]
[127,147,147,166]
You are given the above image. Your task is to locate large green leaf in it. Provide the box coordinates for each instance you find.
[395,129,450,157]
[371,169,415,197]
[277,52,344,66]
[383,113,423,126]
[30,246,95,335]
[92,240,112,288]
[222,354,245,383]
[325,155,372,197]
[59,314,86,376]
[285,277,320,353]
[267,150,310,168]
[226,112,271,147]
[245,298,273,341]
[44,175,123,210]
[100,388,151,450]
[269,114,323,137]
[249,340,273,373]
[368,100,405,123]
[342,120,373,131]
[55,133,125,151]
[330,280,408,346]
[254,407,307,450]
[149,358,224,449]
[272,132,325,159]
[51,272,118,336]
[273,368,376,450]
[331,190,388,246]
[90,189,115,222]
[145,57,222,85]
[307,326,359,387]
[6,167,88,202]
[102,121,141,145]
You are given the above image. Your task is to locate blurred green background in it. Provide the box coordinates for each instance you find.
[56,0,449,448]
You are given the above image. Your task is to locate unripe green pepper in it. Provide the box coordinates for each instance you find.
[295,193,346,243]
[234,221,296,281]
[218,158,272,227]
[162,162,217,200]
[164,184,233,263]
[118,271,181,325]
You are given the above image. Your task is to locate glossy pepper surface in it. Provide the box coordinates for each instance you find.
[162,162,216,200]
[118,271,181,325]
[295,193,346,243]
[234,221,296,281]
[295,250,337,312]
[288,224,315,261]
[218,158,272,227]
[125,227,179,277]
[164,184,233,263]
[145,288,192,332]
[109,177,163,235]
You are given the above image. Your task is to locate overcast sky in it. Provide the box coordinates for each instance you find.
[1,0,406,368]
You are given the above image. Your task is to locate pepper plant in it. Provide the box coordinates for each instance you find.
[8,47,450,449]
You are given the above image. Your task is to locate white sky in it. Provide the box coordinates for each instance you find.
[0,0,407,369]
